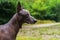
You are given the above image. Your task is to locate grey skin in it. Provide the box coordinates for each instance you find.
[19,9,37,24]
[0,2,37,40]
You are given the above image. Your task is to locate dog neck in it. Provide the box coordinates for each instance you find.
[7,13,24,38]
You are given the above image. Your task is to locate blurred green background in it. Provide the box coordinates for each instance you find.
[0,0,59,24]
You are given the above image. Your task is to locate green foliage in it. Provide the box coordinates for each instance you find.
[0,0,59,24]
[0,1,16,24]
[20,0,59,21]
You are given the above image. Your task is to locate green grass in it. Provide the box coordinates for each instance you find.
[16,36,60,40]
[49,38,60,40]
[23,20,55,26]
[31,26,60,35]
[36,20,55,24]
[16,36,43,40]
[16,24,60,40]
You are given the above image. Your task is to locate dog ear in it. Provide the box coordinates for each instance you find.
[17,2,22,13]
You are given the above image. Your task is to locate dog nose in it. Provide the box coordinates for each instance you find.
[34,20,37,23]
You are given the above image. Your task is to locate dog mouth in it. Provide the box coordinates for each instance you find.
[26,21,37,24]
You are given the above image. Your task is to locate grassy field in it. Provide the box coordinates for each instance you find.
[23,20,55,26]
[16,24,60,40]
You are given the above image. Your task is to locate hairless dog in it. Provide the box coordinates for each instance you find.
[0,2,37,40]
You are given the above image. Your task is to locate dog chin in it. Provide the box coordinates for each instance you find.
[27,22,36,24]
[26,21,36,24]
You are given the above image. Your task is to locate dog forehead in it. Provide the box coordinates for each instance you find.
[20,9,29,14]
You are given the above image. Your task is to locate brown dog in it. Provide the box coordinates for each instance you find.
[0,2,37,40]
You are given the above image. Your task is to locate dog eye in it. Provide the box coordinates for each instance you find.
[26,13,29,15]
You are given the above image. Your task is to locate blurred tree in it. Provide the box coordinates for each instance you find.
[0,0,60,24]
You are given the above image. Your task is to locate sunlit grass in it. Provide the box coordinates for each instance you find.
[21,25,60,35]
[16,36,60,40]
[16,36,43,40]
[23,20,55,26]
[49,38,60,40]
[31,26,60,35]
[36,20,55,24]
[16,24,60,40]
